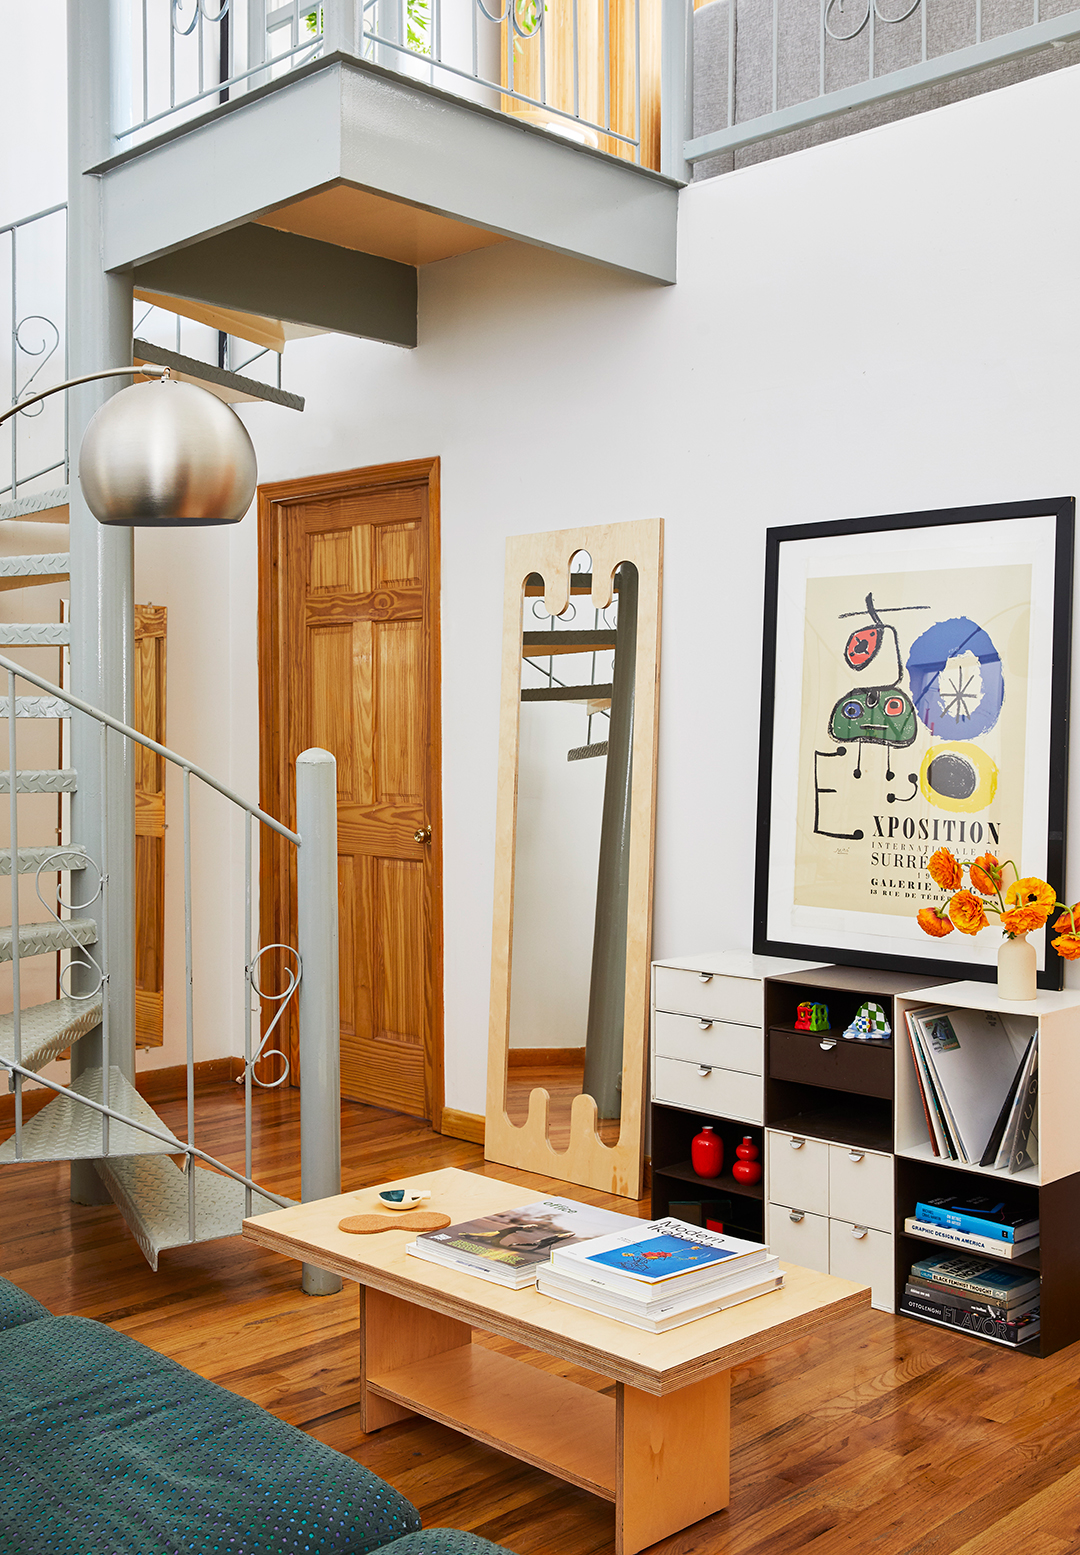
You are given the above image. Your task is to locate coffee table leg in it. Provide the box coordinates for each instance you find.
[615,1370,731,1555]
[359,1286,473,1432]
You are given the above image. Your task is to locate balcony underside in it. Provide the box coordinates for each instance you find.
[95,54,679,348]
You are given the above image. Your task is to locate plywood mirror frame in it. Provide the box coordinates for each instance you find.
[484,518,663,1197]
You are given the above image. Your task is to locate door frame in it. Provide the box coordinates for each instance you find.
[257,457,444,1129]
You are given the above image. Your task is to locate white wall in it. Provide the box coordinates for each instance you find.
[139,60,1080,1106]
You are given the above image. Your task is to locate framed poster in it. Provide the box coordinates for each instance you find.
[754,497,1074,989]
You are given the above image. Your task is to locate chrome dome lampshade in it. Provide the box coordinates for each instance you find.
[79,375,258,526]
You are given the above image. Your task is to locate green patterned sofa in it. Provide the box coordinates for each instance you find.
[0,1277,511,1555]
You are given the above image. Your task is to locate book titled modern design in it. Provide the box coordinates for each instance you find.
[406,1198,640,1288]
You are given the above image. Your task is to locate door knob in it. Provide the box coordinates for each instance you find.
[414,826,432,845]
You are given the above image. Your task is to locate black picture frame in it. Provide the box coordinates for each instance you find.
[753,497,1075,990]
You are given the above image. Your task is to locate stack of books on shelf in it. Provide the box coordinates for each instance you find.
[904,1006,1039,1171]
[406,1197,641,1288]
[899,1248,1040,1348]
[535,1218,783,1332]
[904,1193,1038,1259]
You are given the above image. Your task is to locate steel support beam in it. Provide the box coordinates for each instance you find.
[67,0,136,1205]
[134,226,417,348]
[94,58,679,284]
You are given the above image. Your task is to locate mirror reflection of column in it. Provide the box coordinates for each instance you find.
[486,520,661,1199]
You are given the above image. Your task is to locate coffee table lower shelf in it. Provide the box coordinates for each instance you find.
[367,1342,617,1500]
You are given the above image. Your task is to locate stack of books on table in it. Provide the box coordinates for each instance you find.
[903,1193,1039,1260]
[904,1006,1039,1171]
[899,1249,1040,1348]
[535,1218,783,1332]
[406,1198,641,1288]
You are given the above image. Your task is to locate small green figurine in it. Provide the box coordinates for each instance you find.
[794,1001,830,1032]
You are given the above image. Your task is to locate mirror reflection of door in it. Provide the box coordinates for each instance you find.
[258,460,443,1124]
[506,553,638,1148]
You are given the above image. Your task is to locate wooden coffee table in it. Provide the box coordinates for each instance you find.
[244,1168,868,1554]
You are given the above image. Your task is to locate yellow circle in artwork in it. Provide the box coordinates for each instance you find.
[919,741,999,813]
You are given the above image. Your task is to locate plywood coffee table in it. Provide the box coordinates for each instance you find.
[244,1168,868,1555]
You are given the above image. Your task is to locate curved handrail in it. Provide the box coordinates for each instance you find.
[0,649,300,845]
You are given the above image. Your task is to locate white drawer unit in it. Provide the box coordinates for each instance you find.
[829,1220,894,1312]
[766,1130,829,1216]
[766,1203,830,1275]
[652,1056,763,1124]
[828,1144,893,1234]
[653,1010,763,1074]
[653,966,762,1026]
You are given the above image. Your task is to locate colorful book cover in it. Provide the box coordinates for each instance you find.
[586,1232,738,1280]
[903,1217,1038,1259]
[415,1198,639,1271]
[914,1197,1038,1242]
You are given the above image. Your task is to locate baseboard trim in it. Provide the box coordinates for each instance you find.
[0,1056,245,1125]
[507,1047,586,1068]
[440,1107,485,1145]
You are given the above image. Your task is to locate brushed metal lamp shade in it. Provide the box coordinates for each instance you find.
[79,377,258,526]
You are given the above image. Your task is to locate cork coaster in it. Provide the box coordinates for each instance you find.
[338,1211,451,1234]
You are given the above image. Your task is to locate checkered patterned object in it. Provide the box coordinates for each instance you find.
[844,1001,891,1041]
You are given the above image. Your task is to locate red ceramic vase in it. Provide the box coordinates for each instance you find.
[691,1125,723,1179]
[731,1136,762,1186]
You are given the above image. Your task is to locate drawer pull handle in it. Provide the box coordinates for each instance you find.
[697,972,713,983]
[819,1038,837,1051]
[697,1065,712,1077]
[851,1226,869,1240]
[697,1019,713,1031]
[789,1137,805,1149]
[789,1211,805,1223]
[847,1150,864,1163]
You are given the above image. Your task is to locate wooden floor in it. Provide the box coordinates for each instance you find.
[4,1078,1080,1555]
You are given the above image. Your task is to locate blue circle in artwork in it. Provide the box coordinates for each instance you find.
[906,616,1004,739]
[842,700,863,719]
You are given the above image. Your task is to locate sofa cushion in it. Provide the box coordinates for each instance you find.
[0,1314,421,1555]
[0,1275,51,1331]
[382,1533,516,1553]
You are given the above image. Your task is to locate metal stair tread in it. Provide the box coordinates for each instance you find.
[0,994,103,1071]
[0,696,70,718]
[0,553,69,576]
[0,918,96,961]
[0,846,90,876]
[94,1155,289,1271]
[0,624,70,645]
[0,1067,181,1162]
[0,488,70,524]
[0,770,77,791]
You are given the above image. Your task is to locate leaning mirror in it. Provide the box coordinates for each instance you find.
[485,520,663,1197]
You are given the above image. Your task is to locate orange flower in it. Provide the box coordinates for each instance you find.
[969,853,1003,896]
[948,890,989,936]
[1052,931,1080,960]
[917,906,955,938]
[927,849,962,891]
[1001,905,1049,935]
[1054,902,1080,933]
[1004,877,1056,924]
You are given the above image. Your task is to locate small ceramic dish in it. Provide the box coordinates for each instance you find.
[376,1188,432,1210]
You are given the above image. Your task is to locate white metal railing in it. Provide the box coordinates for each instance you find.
[115,0,649,165]
[0,206,68,507]
[686,0,1080,162]
[0,648,337,1246]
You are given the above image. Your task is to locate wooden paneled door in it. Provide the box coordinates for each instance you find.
[134,604,167,1048]
[258,460,443,1125]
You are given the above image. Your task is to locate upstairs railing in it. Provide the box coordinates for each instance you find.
[687,0,1080,163]
[114,0,660,168]
[0,205,68,510]
[0,649,340,1274]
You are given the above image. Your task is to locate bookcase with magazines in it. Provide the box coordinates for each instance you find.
[893,982,1080,1358]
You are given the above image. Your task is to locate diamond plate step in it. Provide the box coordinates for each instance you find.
[0,554,69,592]
[0,846,89,876]
[95,1155,288,1271]
[0,770,77,791]
[0,696,69,718]
[0,487,70,524]
[0,1067,181,1162]
[0,994,103,1072]
[0,623,70,645]
[0,918,96,960]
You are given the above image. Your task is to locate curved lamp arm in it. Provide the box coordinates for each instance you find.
[0,364,167,430]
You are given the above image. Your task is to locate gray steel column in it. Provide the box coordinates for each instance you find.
[583,564,638,1121]
[68,0,136,1204]
[296,748,342,1296]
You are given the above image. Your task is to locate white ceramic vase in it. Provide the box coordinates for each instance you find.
[997,932,1037,1001]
